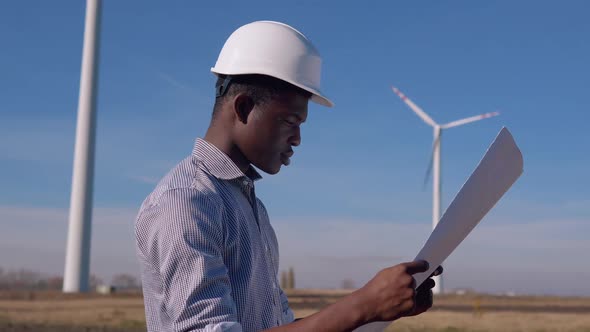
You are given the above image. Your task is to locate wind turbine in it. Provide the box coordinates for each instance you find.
[391,86,499,294]
[64,0,101,293]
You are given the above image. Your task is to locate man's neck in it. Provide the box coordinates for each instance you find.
[204,126,250,174]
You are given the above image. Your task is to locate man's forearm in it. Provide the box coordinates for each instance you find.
[265,290,369,332]
[263,261,440,331]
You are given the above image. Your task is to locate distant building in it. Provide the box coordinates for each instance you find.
[451,288,477,295]
[96,284,115,294]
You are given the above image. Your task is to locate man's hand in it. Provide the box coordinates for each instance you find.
[353,261,443,323]
[406,265,443,317]
[265,262,443,332]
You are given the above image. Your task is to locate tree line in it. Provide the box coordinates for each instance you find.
[0,267,140,291]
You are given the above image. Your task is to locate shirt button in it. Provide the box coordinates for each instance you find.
[242,180,249,186]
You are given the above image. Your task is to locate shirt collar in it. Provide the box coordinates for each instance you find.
[192,138,262,182]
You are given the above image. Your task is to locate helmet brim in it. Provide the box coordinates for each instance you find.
[211,68,333,108]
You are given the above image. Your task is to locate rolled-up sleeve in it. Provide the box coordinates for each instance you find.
[138,188,242,332]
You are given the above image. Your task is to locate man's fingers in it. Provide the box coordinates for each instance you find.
[409,276,417,290]
[416,288,433,308]
[417,278,436,291]
[405,260,429,275]
[429,265,444,278]
[434,265,443,276]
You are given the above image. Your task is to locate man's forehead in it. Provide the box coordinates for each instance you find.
[272,92,308,114]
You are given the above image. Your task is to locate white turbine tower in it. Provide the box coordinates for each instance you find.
[392,86,499,294]
[63,0,101,293]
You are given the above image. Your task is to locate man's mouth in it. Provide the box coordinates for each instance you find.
[280,151,294,166]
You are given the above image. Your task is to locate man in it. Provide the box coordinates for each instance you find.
[135,21,442,332]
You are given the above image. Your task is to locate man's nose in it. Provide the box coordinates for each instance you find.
[290,126,301,146]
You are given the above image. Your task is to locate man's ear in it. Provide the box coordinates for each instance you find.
[233,94,255,124]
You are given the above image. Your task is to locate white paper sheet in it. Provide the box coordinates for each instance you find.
[354,127,524,332]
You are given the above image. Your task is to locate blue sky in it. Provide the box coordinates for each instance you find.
[1,1,589,295]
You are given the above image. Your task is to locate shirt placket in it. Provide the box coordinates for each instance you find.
[240,178,283,326]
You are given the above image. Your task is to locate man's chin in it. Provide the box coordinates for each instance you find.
[253,162,281,175]
[266,164,282,175]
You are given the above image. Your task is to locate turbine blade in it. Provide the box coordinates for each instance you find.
[441,111,500,129]
[392,86,437,127]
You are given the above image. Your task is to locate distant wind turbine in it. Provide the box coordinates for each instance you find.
[63,0,101,293]
[391,86,499,294]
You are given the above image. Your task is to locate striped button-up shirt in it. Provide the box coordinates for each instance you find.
[135,138,294,332]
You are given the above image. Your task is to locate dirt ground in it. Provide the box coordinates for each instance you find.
[1,290,589,331]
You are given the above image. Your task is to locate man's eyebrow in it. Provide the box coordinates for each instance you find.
[289,112,306,123]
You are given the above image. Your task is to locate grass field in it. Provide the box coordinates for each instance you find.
[1,290,589,331]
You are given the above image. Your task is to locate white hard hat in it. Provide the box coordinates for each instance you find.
[211,21,333,107]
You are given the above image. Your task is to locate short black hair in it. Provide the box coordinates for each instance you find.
[212,74,311,118]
